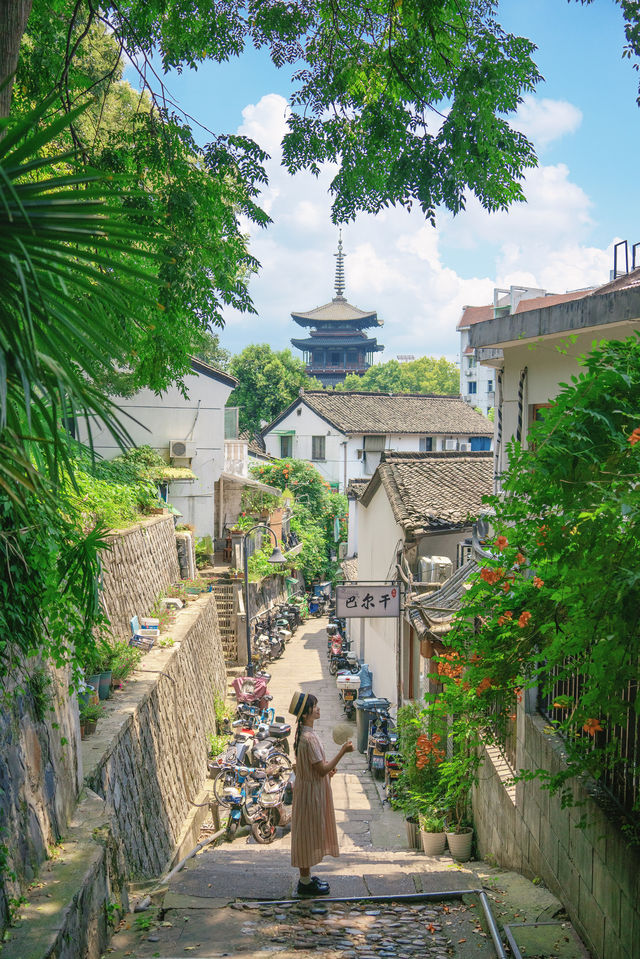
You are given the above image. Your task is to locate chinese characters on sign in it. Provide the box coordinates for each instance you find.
[336,584,401,618]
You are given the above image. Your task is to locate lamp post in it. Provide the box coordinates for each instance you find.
[243,524,287,677]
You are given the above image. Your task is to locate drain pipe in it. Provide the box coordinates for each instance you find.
[247,890,507,959]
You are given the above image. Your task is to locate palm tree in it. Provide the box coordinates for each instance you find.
[0,100,162,675]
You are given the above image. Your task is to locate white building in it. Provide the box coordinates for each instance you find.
[351,450,493,706]
[83,358,275,538]
[467,270,640,479]
[457,285,593,418]
[262,390,493,493]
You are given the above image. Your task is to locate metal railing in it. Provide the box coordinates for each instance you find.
[539,661,640,822]
[486,691,517,772]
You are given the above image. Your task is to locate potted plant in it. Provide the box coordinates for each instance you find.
[110,641,142,688]
[440,758,475,862]
[79,700,103,738]
[419,809,447,856]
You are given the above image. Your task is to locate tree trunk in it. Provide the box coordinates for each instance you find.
[0,0,33,118]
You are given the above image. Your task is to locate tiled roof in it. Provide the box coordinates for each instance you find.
[407,558,479,636]
[592,266,640,296]
[457,305,493,330]
[240,430,273,460]
[292,297,380,327]
[299,390,493,436]
[361,451,493,535]
[346,478,370,500]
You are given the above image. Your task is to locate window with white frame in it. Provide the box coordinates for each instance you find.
[419,437,433,451]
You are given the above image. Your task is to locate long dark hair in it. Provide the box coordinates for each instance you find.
[293,694,318,755]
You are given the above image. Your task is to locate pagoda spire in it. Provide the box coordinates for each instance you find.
[334,230,346,299]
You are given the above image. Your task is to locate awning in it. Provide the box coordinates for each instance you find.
[271,429,295,435]
[219,472,280,495]
[405,558,478,638]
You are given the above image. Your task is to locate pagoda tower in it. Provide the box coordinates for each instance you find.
[290,235,384,387]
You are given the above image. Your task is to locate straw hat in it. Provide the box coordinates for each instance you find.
[289,691,310,718]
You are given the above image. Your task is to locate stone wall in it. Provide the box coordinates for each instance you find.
[0,665,81,931]
[473,710,640,959]
[85,594,226,878]
[100,515,181,641]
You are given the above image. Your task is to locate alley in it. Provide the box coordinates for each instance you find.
[104,615,580,959]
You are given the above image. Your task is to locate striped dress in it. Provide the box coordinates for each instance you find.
[291,727,339,868]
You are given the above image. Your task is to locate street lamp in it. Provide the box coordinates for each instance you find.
[242,523,287,677]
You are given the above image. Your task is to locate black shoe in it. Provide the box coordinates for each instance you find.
[296,876,330,897]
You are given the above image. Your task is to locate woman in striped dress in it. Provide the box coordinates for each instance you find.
[289,692,353,897]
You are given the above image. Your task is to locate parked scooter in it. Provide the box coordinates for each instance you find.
[367,706,397,780]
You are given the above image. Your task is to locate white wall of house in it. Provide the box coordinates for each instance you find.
[489,319,639,473]
[263,403,489,492]
[356,487,405,707]
[416,529,471,567]
[80,371,233,537]
[347,495,359,558]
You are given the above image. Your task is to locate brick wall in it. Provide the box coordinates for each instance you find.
[473,710,640,959]
[85,594,226,878]
[100,515,181,640]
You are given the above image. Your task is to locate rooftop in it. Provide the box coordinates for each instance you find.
[468,268,640,350]
[291,298,381,328]
[267,390,493,436]
[346,478,370,500]
[360,450,494,536]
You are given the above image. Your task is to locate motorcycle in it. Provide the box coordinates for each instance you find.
[336,670,361,719]
[367,707,397,780]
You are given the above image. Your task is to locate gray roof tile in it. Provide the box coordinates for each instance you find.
[301,390,493,435]
[361,451,493,535]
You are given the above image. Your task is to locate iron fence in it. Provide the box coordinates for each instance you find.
[487,691,518,772]
[539,662,640,822]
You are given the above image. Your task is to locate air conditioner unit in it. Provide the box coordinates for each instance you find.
[417,556,453,584]
[169,440,197,459]
[459,442,470,451]
[444,439,459,451]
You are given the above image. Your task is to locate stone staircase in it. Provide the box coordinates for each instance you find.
[212,578,237,662]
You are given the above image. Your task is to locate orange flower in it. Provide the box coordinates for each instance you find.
[495,535,509,551]
[518,611,532,628]
[498,612,513,625]
[515,552,526,565]
[501,581,511,592]
[533,576,544,588]
[515,688,523,704]
[583,718,603,736]
[476,677,492,695]
[628,428,640,446]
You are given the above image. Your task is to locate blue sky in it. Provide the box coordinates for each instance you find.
[139,0,640,362]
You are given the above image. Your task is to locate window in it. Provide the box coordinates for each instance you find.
[419,437,433,452]
[312,435,326,460]
[467,356,477,369]
[312,351,324,366]
[487,380,493,393]
[280,435,293,458]
[469,436,492,451]
[346,350,357,365]
[532,403,551,422]
[330,351,340,365]
[468,381,477,395]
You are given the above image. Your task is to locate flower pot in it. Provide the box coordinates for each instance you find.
[80,723,86,739]
[445,828,473,862]
[78,688,92,708]
[405,819,421,850]
[421,830,447,856]
[87,673,101,691]
[98,671,112,700]
[84,720,98,736]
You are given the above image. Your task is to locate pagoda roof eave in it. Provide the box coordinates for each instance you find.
[291,297,381,328]
[291,336,384,350]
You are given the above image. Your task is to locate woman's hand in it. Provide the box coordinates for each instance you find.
[341,741,354,755]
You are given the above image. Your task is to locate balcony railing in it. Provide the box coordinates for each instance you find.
[307,363,368,374]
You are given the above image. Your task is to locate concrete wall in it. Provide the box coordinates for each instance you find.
[100,515,181,641]
[85,594,226,879]
[473,710,640,959]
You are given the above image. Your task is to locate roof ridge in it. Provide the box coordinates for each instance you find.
[302,389,459,398]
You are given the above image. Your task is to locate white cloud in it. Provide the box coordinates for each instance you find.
[514,95,583,150]
[220,93,614,364]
